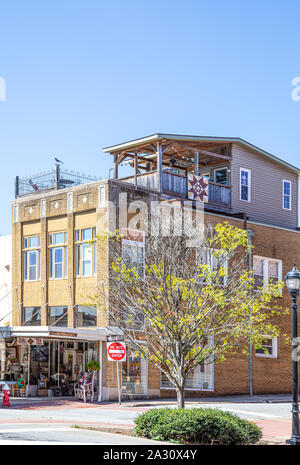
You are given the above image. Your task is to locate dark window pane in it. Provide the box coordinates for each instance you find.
[75,305,97,327]
[215,169,228,185]
[23,307,41,326]
[48,306,68,327]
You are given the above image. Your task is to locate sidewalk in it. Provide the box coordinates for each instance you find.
[7,392,293,404]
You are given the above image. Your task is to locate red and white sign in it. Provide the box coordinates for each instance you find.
[107,341,126,362]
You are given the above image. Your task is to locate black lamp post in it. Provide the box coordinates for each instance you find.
[286,264,300,445]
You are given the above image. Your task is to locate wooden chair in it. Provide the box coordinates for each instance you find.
[74,372,95,403]
[12,383,26,397]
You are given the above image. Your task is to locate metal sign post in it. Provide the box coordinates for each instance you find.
[116,362,121,405]
[27,343,30,395]
[107,341,126,406]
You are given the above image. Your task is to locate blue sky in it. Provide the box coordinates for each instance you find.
[1,0,300,234]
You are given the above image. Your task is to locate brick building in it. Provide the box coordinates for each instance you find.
[6,134,300,399]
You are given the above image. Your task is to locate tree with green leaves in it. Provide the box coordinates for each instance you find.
[94,220,286,408]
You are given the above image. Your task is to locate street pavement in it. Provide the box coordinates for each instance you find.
[0,394,295,444]
[0,425,167,445]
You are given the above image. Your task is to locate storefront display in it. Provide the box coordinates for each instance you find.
[2,338,99,397]
[122,349,147,396]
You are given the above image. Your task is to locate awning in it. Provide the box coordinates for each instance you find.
[10,326,108,342]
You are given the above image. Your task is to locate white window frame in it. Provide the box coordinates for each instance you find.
[75,227,97,278]
[197,248,228,287]
[255,336,278,359]
[240,168,251,203]
[49,232,68,280]
[160,336,214,391]
[253,256,282,294]
[24,235,41,282]
[283,180,292,211]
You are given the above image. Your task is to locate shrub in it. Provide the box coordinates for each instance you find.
[134,407,262,445]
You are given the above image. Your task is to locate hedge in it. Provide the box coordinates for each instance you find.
[134,407,262,445]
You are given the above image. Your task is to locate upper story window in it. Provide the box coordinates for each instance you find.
[253,256,282,291]
[197,248,228,286]
[283,180,292,211]
[75,305,97,328]
[23,306,41,326]
[214,168,228,185]
[48,305,68,327]
[49,232,68,279]
[76,227,97,277]
[23,235,41,281]
[122,307,145,330]
[240,168,251,202]
[121,229,145,278]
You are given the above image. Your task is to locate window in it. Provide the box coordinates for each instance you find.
[197,248,228,286]
[76,227,97,277]
[122,229,145,278]
[255,336,278,358]
[122,307,145,330]
[48,306,68,327]
[49,232,68,279]
[23,307,41,326]
[253,256,282,291]
[75,305,97,327]
[23,235,41,281]
[122,348,148,396]
[283,180,292,210]
[214,168,228,185]
[161,339,214,390]
[240,168,251,202]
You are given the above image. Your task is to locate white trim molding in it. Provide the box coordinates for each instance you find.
[255,336,278,359]
[240,167,251,203]
[282,179,292,211]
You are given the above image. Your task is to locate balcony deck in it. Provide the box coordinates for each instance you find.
[123,171,231,212]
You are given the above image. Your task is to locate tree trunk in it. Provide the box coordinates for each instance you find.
[176,387,185,408]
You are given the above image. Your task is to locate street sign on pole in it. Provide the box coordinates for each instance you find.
[107,341,126,406]
[107,341,126,362]
[106,334,124,343]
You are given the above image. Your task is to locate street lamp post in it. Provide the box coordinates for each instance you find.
[285,264,300,445]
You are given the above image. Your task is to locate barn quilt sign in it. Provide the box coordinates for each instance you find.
[187,175,209,202]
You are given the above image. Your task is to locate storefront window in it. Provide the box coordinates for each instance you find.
[48,306,68,327]
[23,307,41,326]
[75,305,97,327]
[160,361,214,391]
[122,349,147,396]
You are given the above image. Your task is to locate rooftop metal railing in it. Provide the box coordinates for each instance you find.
[15,165,101,198]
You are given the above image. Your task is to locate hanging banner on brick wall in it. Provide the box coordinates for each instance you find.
[187,175,209,202]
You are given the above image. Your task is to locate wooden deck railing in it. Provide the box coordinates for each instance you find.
[123,171,231,206]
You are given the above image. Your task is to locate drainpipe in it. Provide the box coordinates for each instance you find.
[247,228,254,396]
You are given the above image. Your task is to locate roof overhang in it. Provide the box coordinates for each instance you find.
[11,326,108,341]
[103,133,300,179]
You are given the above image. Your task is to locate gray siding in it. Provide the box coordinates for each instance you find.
[231,144,299,229]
